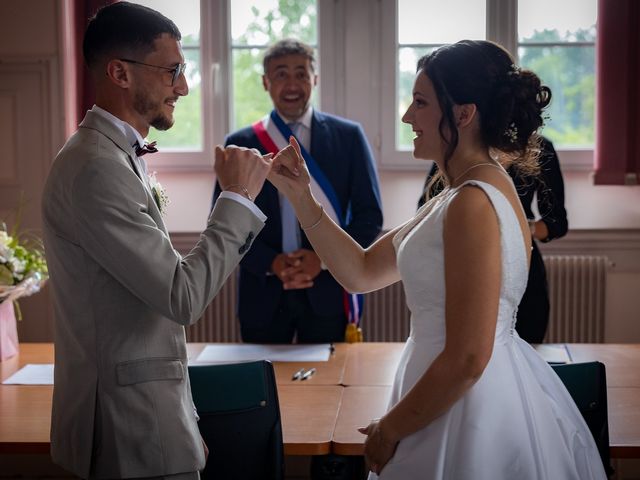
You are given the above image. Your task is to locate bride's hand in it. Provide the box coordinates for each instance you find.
[358,419,398,475]
[268,136,311,201]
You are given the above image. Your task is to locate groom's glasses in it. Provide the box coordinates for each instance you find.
[119,59,187,86]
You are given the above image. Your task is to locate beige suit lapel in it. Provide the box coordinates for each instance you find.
[78,111,169,235]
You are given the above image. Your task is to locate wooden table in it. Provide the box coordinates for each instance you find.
[0,344,344,456]
[608,388,640,458]
[341,342,404,386]
[332,386,391,455]
[279,386,342,455]
[2,343,640,459]
[566,344,640,387]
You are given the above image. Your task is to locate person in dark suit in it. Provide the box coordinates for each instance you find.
[418,136,568,343]
[213,39,383,344]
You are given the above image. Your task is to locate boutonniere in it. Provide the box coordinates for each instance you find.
[147,171,170,215]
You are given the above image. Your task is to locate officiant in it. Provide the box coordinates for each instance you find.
[212,38,383,344]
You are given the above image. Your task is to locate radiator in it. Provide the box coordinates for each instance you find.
[361,283,411,342]
[186,256,609,344]
[184,270,412,343]
[185,271,241,343]
[543,255,610,343]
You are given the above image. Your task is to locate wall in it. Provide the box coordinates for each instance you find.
[0,0,638,343]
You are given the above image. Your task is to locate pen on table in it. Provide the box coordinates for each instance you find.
[292,368,306,381]
[301,367,316,381]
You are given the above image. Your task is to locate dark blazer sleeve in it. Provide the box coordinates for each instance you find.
[536,138,568,242]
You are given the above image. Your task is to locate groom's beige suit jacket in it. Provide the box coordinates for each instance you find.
[42,110,264,479]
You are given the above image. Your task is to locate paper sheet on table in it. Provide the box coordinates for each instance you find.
[2,364,54,385]
[195,344,331,363]
[534,344,572,364]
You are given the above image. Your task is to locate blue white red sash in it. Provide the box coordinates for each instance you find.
[252,110,363,326]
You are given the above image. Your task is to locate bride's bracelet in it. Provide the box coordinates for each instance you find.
[301,205,324,231]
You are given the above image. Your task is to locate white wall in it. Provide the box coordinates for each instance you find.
[159,165,640,233]
[0,0,639,342]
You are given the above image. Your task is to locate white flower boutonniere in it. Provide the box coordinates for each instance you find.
[147,172,170,215]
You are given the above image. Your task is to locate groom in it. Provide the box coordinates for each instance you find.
[42,3,271,479]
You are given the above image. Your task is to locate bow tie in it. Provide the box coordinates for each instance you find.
[135,141,158,156]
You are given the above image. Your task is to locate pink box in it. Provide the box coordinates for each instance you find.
[0,300,19,361]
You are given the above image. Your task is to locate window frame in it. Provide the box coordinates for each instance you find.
[148,0,594,173]
[379,0,595,171]
[150,0,333,172]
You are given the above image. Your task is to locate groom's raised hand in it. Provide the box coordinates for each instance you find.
[215,145,273,201]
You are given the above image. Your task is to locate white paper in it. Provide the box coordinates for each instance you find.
[2,364,54,385]
[194,344,331,363]
[534,344,572,364]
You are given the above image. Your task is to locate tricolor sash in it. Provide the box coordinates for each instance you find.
[252,110,364,327]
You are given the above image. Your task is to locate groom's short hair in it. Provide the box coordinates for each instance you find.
[263,39,316,73]
[83,1,181,70]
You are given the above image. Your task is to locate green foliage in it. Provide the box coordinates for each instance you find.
[519,28,596,147]
[232,0,317,131]
[151,2,318,146]
[396,27,596,149]
[149,38,202,149]
[233,49,274,130]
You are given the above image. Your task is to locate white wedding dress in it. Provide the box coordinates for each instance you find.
[370,180,607,480]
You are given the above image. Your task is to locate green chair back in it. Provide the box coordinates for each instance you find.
[188,360,284,480]
[551,361,613,477]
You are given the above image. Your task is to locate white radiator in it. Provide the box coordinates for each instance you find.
[185,256,610,344]
[543,255,610,343]
[185,271,241,343]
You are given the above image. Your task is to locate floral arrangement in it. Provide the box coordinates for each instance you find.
[148,172,170,216]
[0,223,48,313]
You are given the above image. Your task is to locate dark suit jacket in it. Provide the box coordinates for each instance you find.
[213,110,383,328]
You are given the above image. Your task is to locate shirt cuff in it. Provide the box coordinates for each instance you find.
[219,191,267,222]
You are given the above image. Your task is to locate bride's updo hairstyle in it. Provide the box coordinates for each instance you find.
[418,40,551,176]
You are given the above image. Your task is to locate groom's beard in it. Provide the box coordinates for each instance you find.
[133,88,174,131]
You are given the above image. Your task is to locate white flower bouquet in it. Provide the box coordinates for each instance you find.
[0,224,48,310]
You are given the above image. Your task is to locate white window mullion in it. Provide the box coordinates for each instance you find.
[486,0,517,58]
[318,0,344,116]
[379,0,422,169]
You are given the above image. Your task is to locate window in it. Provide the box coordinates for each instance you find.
[395,0,486,152]
[132,0,208,170]
[129,0,596,172]
[382,0,597,169]
[518,0,597,149]
[131,0,318,171]
[132,0,202,150]
[229,0,318,131]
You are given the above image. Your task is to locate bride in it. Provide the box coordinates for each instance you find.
[268,39,606,479]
